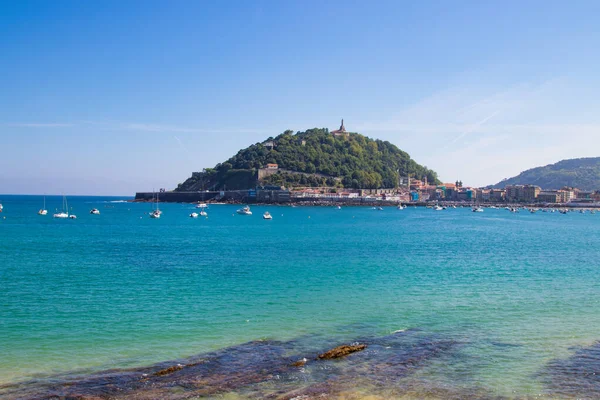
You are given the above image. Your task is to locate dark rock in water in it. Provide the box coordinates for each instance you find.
[542,341,600,398]
[291,358,307,367]
[317,343,367,359]
[153,364,184,376]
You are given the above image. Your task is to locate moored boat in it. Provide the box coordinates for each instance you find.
[263,211,272,220]
[237,206,252,215]
[90,208,100,215]
[53,196,70,218]
[38,196,48,215]
[149,192,161,218]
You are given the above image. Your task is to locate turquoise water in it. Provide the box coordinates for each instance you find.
[1,195,600,397]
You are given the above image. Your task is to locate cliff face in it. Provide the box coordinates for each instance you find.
[175,128,440,191]
[490,157,600,191]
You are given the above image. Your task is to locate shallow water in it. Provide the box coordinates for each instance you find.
[1,195,599,398]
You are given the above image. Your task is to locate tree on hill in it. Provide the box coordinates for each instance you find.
[176,128,439,191]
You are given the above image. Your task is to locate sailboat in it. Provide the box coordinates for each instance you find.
[150,192,161,218]
[53,196,70,218]
[38,196,48,215]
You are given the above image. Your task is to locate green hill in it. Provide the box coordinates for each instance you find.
[490,157,600,191]
[175,128,439,191]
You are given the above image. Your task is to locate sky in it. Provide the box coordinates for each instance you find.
[1,0,600,195]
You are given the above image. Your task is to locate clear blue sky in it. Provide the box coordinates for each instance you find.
[1,0,599,194]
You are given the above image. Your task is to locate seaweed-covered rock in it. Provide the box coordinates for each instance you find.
[317,344,367,360]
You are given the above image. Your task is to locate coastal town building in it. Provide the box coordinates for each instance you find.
[523,185,541,202]
[576,191,593,200]
[538,191,560,203]
[558,189,575,203]
[505,185,540,202]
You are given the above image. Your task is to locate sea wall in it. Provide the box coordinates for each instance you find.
[134,190,291,204]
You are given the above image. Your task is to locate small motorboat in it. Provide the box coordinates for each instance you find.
[237,206,252,215]
[472,207,484,213]
[200,210,208,217]
[377,207,384,211]
[196,203,208,209]
[263,211,273,220]
[337,205,342,210]
[90,208,100,215]
[434,205,443,211]
[69,214,77,219]
[190,212,199,218]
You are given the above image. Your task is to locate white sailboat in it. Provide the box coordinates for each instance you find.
[38,196,48,215]
[150,192,161,218]
[53,196,70,218]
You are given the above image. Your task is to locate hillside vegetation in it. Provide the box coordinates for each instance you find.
[176,128,439,191]
[490,157,600,191]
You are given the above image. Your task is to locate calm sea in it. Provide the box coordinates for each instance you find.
[1,195,600,398]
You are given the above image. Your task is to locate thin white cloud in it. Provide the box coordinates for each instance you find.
[6,123,74,128]
[448,110,501,145]
[123,123,203,133]
[121,122,268,134]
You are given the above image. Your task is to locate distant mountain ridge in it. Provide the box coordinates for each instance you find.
[175,128,440,191]
[490,157,600,191]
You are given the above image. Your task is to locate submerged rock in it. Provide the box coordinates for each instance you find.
[2,330,472,399]
[153,364,184,376]
[542,341,600,398]
[291,358,307,367]
[317,343,367,360]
